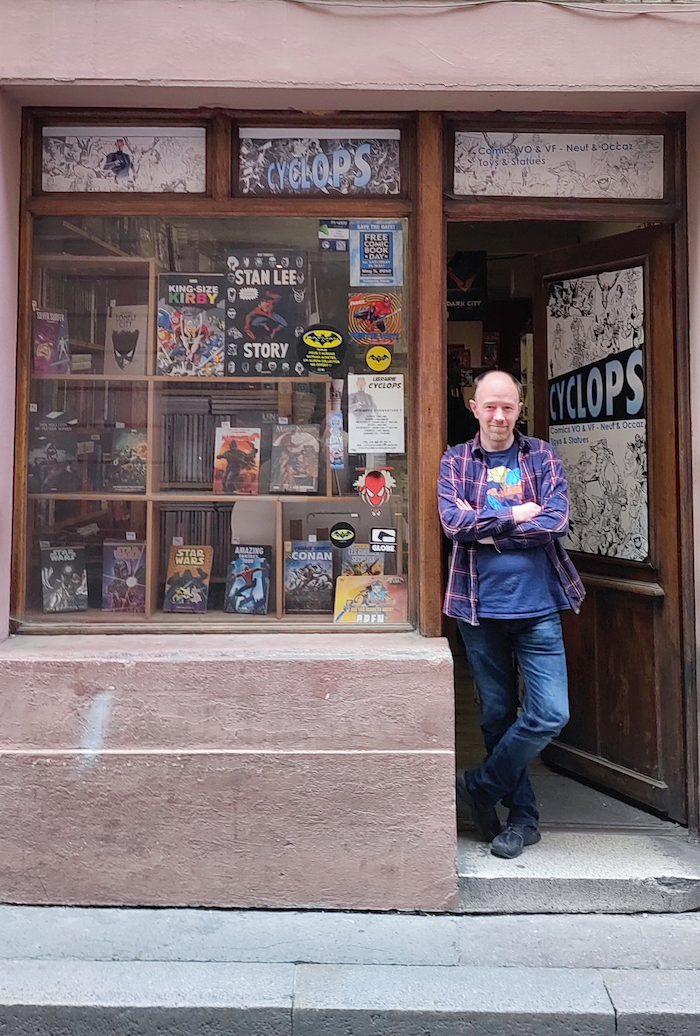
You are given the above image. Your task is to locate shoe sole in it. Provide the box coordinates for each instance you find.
[490,830,542,860]
[456,773,501,843]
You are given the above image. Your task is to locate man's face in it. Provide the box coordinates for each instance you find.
[469,372,522,447]
[357,378,367,391]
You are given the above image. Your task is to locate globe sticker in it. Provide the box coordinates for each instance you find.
[298,324,346,375]
[330,521,356,549]
[365,344,392,372]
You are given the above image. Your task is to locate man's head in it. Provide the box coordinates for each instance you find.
[469,370,522,451]
[357,377,367,391]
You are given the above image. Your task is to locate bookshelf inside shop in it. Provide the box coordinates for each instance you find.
[21,214,410,631]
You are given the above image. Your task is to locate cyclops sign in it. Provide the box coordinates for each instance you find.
[549,346,644,426]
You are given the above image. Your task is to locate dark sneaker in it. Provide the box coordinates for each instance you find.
[456,769,501,842]
[490,824,541,859]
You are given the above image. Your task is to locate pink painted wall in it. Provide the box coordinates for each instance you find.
[0,91,20,644]
[2,0,700,110]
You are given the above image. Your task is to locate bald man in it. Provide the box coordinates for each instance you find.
[438,370,585,859]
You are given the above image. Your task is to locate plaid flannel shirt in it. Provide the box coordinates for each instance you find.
[438,431,585,625]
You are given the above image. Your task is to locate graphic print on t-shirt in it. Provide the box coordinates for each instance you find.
[485,462,523,510]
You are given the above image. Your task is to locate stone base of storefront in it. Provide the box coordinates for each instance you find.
[0,633,457,911]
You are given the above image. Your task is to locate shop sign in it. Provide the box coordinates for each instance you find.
[454,132,664,199]
[238,128,401,196]
[546,265,648,561]
[42,126,206,193]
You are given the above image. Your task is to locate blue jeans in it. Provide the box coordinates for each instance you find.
[457,613,569,829]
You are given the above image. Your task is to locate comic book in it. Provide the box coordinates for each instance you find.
[105,429,148,492]
[40,546,88,613]
[224,250,307,376]
[104,304,149,376]
[102,541,147,612]
[213,426,260,495]
[157,274,225,376]
[284,541,334,614]
[223,545,271,615]
[340,545,385,577]
[27,411,81,493]
[269,425,320,494]
[32,309,71,376]
[333,574,408,624]
[163,545,213,613]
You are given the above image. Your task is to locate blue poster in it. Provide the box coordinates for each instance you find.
[349,221,403,287]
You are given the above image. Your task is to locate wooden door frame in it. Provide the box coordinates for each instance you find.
[431,111,697,830]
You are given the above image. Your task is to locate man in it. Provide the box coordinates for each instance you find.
[438,370,584,860]
[348,377,377,413]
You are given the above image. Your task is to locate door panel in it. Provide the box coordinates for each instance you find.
[534,227,686,821]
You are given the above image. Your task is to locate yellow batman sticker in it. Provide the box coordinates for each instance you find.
[365,345,392,372]
[303,328,343,350]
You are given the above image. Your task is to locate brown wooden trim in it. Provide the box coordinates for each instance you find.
[15,617,415,635]
[10,206,33,622]
[415,112,445,638]
[27,195,412,218]
[445,199,682,223]
[580,574,665,598]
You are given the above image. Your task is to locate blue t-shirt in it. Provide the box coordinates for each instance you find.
[476,442,569,619]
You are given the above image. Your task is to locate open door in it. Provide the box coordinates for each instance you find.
[533,227,687,822]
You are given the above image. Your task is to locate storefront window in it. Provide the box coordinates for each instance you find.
[20,216,410,629]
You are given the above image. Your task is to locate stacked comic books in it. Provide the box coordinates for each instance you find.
[163,545,213,613]
[224,545,271,615]
[102,541,147,613]
[40,546,88,613]
[283,541,333,614]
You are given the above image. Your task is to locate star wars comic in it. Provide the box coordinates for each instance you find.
[102,541,147,613]
[41,546,89,613]
[224,250,307,376]
[157,275,225,376]
[213,427,261,495]
[163,545,213,613]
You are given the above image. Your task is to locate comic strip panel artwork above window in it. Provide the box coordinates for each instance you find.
[546,265,648,562]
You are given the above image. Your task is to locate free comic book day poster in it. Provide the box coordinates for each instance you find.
[213,427,261,495]
[349,221,403,287]
[284,541,334,614]
[104,304,149,376]
[157,274,225,376]
[225,250,307,376]
[42,126,206,193]
[163,545,213,613]
[32,310,70,376]
[348,293,402,351]
[41,547,88,613]
[269,425,320,494]
[333,574,407,624]
[102,542,147,613]
[223,545,271,615]
[546,264,648,561]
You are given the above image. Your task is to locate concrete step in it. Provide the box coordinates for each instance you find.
[458,831,700,913]
[1,960,700,1035]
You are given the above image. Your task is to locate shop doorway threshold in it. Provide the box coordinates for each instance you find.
[456,768,700,913]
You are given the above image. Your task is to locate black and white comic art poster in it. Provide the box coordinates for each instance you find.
[348,374,405,454]
[42,126,206,193]
[547,265,648,561]
[225,251,307,376]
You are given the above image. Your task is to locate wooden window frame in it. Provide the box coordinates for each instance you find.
[14,107,425,635]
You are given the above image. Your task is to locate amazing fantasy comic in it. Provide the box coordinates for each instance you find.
[224,545,271,615]
[157,275,226,376]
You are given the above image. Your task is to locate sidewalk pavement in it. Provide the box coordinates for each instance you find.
[0,905,699,1034]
